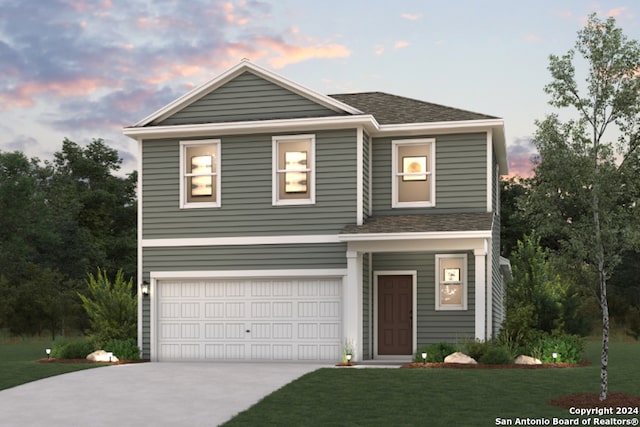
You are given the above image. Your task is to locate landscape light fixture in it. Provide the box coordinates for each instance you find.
[141,281,150,296]
[552,352,558,363]
[346,353,352,366]
[45,348,51,359]
[421,352,427,365]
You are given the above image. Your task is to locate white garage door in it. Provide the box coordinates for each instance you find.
[156,278,342,362]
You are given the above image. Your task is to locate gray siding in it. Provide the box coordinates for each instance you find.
[157,72,341,126]
[142,296,150,360]
[362,132,371,220]
[143,243,347,272]
[362,253,371,359]
[371,133,488,215]
[372,252,475,345]
[491,159,505,337]
[142,129,358,239]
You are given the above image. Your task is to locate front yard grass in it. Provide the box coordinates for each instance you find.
[0,339,106,391]
[224,340,640,426]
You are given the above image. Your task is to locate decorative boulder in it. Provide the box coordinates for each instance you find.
[514,355,542,365]
[87,350,119,363]
[444,352,477,364]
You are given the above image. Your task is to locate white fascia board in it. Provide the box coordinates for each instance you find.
[338,230,492,242]
[150,269,347,280]
[142,234,341,248]
[131,60,362,127]
[123,115,379,140]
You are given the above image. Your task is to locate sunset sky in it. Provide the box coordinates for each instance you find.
[2,1,640,177]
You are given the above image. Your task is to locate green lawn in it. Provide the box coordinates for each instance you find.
[0,339,106,391]
[224,341,640,427]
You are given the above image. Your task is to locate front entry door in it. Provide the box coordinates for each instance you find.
[378,275,413,355]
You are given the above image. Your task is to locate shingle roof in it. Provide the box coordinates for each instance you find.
[329,92,498,125]
[340,212,494,235]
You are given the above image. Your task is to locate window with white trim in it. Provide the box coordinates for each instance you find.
[435,254,468,310]
[273,134,315,205]
[180,139,221,208]
[392,139,435,208]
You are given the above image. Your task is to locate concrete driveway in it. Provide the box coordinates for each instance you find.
[0,362,326,426]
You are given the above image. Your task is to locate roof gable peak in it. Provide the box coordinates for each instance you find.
[133,60,362,127]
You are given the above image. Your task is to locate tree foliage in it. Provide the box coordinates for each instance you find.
[78,268,137,345]
[0,139,137,338]
[528,13,640,400]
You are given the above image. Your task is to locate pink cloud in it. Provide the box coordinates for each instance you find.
[608,7,626,17]
[0,77,110,111]
[524,34,540,42]
[401,13,422,21]
[374,45,385,55]
[394,41,409,49]
[507,137,537,178]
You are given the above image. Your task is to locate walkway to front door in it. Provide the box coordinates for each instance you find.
[377,275,413,355]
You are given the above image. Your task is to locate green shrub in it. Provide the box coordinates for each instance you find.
[104,338,140,360]
[530,333,585,363]
[78,268,137,345]
[51,338,97,359]
[478,345,513,364]
[414,342,458,363]
[461,339,491,361]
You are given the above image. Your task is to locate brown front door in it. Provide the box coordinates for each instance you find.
[377,275,413,355]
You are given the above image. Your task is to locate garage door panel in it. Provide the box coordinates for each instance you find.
[157,278,342,362]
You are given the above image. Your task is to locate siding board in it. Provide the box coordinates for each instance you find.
[371,133,487,215]
[372,252,475,344]
[142,130,358,239]
[157,72,342,125]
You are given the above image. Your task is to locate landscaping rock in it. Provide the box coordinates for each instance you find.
[86,350,119,363]
[514,355,542,365]
[444,352,477,364]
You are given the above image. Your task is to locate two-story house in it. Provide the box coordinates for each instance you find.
[123,60,509,362]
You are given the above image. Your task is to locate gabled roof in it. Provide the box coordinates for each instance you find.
[132,59,363,127]
[330,92,498,125]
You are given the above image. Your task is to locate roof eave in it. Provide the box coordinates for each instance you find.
[123,115,380,140]
[338,230,493,242]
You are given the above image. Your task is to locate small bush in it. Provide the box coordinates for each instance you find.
[478,345,513,364]
[530,333,585,363]
[104,338,140,360]
[461,339,491,361]
[51,338,97,359]
[414,342,458,363]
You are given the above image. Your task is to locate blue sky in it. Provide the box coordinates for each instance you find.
[2,0,639,177]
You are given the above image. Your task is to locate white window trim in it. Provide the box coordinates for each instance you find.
[391,138,436,208]
[272,134,316,206]
[179,139,221,209]
[435,253,468,311]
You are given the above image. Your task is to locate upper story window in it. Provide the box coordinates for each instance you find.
[273,134,315,206]
[435,254,468,311]
[180,139,221,209]
[392,138,435,208]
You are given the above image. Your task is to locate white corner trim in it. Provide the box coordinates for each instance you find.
[356,127,364,225]
[142,234,341,247]
[486,129,493,213]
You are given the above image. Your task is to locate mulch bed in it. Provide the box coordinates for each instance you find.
[37,358,148,365]
[401,360,591,369]
[549,393,640,409]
